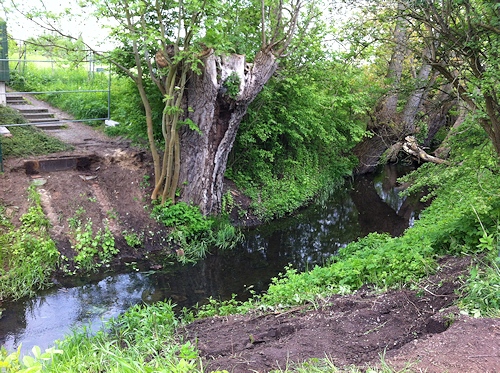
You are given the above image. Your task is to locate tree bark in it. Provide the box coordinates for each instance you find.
[401,59,433,135]
[376,1,408,125]
[178,51,278,215]
[402,136,449,164]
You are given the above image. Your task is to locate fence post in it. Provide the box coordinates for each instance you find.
[0,18,9,106]
[0,140,3,173]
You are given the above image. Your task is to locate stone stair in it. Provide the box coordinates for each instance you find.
[6,93,66,130]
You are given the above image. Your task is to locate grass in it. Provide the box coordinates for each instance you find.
[0,185,60,301]
[42,301,202,373]
[9,61,110,125]
[0,106,72,157]
[270,353,418,372]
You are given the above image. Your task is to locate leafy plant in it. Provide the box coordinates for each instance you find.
[71,218,118,272]
[123,230,144,248]
[0,185,60,301]
[223,71,241,98]
[46,301,202,373]
[151,201,242,263]
[230,56,368,220]
[1,346,64,373]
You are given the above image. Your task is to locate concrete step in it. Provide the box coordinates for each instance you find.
[13,107,50,114]
[33,122,66,130]
[28,117,59,123]
[24,155,94,174]
[7,95,25,101]
[23,113,56,120]
[7,99,28,105]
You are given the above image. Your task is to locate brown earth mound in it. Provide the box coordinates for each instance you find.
[181,256,500,372]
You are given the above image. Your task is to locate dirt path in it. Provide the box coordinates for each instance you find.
[0,98,170,268]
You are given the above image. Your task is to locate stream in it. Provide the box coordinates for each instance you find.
[0,164,423,354]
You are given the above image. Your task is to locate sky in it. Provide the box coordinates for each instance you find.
[2,0,113,51]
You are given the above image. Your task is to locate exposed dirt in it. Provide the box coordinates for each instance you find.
[0,95,173,270]
[182,256,500,372]
[1,100,499,372]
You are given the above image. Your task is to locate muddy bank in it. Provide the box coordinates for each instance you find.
[181,256,500,373]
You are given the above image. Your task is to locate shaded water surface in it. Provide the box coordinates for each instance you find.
[0,164,423,353]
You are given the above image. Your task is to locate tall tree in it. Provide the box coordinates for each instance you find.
[12,0,318,214]
[401,0,500,159]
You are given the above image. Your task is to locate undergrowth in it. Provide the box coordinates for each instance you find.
[0,185,60,301]
[151,200,243,263]
[42,301,200,373]
[195,121,500,316]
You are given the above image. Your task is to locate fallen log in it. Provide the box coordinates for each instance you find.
[402,136,449,165]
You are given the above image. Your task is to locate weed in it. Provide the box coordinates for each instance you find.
[140,174,151,189]
[0,185,59,300]
[71,218,118,272]
[123,230,144,248]
[0,109,72,157]
[151,201,243,263]
[106,209,118,220]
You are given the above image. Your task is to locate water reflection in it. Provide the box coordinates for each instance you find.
[0,164,423,354]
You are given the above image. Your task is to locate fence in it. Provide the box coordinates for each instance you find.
[0,53,112,127]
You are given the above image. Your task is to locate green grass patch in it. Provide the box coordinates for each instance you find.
[0,105,72,157]
[0,125,72,157]
[44,301,201,373]
[0,185,60,301]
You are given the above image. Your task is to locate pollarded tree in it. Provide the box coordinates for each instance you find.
[14,0,319,214]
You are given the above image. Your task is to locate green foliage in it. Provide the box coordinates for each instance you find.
[103,72,165,145]
[0,185,59,301]
[460,260,500,317]
[9,62,110,126]
[152,200,213,241]
[70,218,118,272]
[194,294,242,318]
[223,72,241,98]
[269,354,410,372]
[46,301,202,373]
[230,56,370,219]
[0,106,71,157]
[0,345,63,373]
[122,229,144,248]
[151,201,243,263]
[0,105,26,125]
[194,127,500,316]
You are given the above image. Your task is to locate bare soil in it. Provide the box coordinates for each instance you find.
[182,256,500,373]
[1,102,499,372]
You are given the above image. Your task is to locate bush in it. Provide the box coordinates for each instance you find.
[151,201,243,262]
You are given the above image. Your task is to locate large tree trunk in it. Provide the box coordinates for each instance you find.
[178,51,278,215]
[375,2,408,126]
[401,60,433,135]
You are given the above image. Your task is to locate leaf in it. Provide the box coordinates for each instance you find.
[22,355,36,367]
[31,345,41,359]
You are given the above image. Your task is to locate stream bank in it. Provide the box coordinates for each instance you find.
[0,162,423,355]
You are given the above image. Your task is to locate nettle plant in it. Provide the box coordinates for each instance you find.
[69,217,118,273]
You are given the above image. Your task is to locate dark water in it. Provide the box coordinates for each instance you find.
[0,164,423,354]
